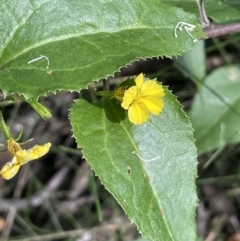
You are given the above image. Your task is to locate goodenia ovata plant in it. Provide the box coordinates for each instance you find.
[0,0,206,240]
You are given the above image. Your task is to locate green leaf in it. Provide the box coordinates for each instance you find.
[70,88,198,241]
[0,0,205,99]
[188,65,240,154]
[163,0,240,23]
[133,238,151,241]
[173,40,206,85]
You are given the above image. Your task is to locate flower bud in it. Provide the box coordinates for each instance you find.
[26,100,51,120]
[112,87,125,102]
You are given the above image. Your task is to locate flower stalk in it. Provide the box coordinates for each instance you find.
[0,110,12,140]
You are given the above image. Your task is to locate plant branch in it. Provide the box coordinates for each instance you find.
[203,22,240,39]
[195,0,210,26]
[194,0,240,39]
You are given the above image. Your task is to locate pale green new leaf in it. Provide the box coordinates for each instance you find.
[188,65,240,154]
[0,0,205,99]
[70,88,198,241]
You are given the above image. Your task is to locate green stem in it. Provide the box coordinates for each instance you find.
[90,172,103,222]
[0,110,12,140]
[96,90,113,97]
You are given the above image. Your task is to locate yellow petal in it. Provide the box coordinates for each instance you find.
[141,81,165,97]
[16,142,51,165]
[0,142,51,180]
[140,96,164,115]
[0,159,20,180]
[135,73,144,89]
[121,86,139,110]
[7,139,22,155]
[128,101,149,125]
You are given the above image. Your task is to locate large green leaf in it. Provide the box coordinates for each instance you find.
[0,0,205,99]
[188,65,240,154]
[70,88,198,241]
[163,0,240,23]
[173,40,206,85]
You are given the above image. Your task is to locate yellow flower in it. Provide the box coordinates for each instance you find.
[0,139,51,180]
[121,73,165,125]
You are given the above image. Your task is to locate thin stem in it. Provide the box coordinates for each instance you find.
[195,0,210,26]
[203,144,226,169]
[90,172,102,222]
[7,224,133,241]
[212,37,232,65]
[103,79,110,91]
[96,90,113,97]
[0,110,12,140]
[194,0,240,39]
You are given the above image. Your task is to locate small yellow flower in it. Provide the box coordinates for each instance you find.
[121,73,165,125]
[0,139,51,180]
